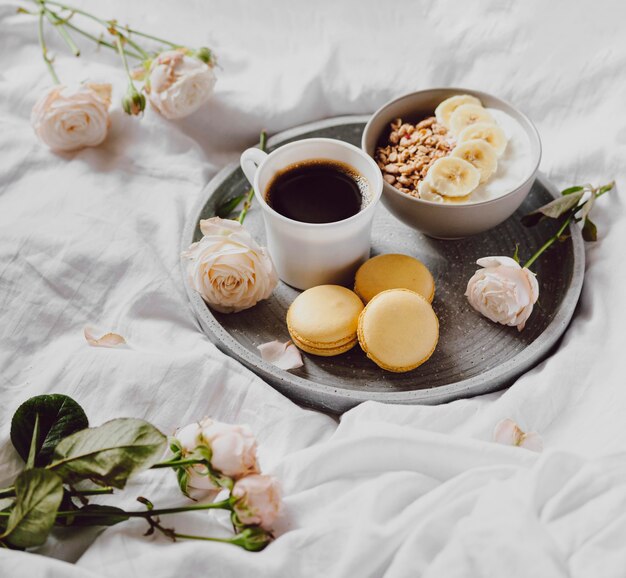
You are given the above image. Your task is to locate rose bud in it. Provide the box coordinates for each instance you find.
[145,48,216,119]
[121,84,146,116]
[31,83,112,152]
[231,474,281,531]
[175,418,259,489]
[465,256,539,331]
[181,217,278,313]
[193,47,214,65]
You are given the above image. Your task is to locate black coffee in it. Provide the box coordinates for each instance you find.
[266,160,367,224]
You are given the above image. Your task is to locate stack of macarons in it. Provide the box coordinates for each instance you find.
[286,254,439,373]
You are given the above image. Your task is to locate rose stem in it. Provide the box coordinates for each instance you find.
[37,8,60,83]
[523,212,574,270]
[238,130,268,225]
[151,458,208,469]
[0,486,113,499]
[42,8,80,56]
[45,7,144,59]
[42,0,180,49]
[115,35,142,95]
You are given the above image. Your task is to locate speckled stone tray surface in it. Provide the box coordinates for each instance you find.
[182,116,584,413]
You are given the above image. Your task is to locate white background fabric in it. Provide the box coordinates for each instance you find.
[1,0,625,576]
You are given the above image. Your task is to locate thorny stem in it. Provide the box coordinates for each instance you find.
[238,130,268,224]
[38,8,60,83]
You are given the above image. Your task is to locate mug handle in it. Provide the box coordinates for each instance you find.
[240,148,268,186]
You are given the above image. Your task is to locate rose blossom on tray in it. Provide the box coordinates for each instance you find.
[21,1,217,151]
[0,394,281,552]
[183,131,280,314]
[466,181,614,330]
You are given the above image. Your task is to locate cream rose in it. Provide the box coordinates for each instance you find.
[146,49,216,119]
[232,475,281,531]
[465,256,539,331]
[176,418,259,489]
[31,83,112,152]
[182,217,278,313]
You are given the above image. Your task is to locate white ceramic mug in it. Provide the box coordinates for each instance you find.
[240,138,383,290]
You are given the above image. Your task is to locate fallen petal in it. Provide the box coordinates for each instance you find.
[84,327,127,348]
[493,418,522,446]
[258,340,303,370]
[520,431,543,453]
[493,418,543,452]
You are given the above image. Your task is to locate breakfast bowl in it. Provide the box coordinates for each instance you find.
[361,88,542,239]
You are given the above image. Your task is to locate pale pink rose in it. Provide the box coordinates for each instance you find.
[176,418,259,488]
[146,49,216,119]
[182,217,278,313]
[232,475,281,530]
[465,256,539,331]
[31,83,112,152]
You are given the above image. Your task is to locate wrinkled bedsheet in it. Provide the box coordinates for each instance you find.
[1,0,625,576]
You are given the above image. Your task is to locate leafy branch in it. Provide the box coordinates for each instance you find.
[0,394,273,552]
[520,181,615,269]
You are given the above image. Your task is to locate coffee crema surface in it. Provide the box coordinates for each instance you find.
[266,160,369,224]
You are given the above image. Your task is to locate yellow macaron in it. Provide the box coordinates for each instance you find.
[357,288,439,372]
[354,253,435,304]
[287,285,364,357]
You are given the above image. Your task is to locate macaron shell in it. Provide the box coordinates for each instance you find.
[358,289,439,372]
[290,334,358,357]
[287,285,364,356]
[354,254,435,303]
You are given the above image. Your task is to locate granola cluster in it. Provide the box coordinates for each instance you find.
[374,117,455,197]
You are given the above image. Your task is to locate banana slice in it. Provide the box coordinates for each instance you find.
[417,180,445,203]
[425,157,480,197]
[435,94,483,128]
[457,122,508,156]
[449,105,495,136]
[451,139,498,183]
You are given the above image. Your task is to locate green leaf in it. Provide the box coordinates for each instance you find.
[561,185,585,196]
[522,191,584,226]
[49,418,168,489]
[11,394,88,467]
[0,469,63,549]
[25,414,40,470]
[597,181,615,196]
[582,218,598,242]
[216,195,244,218]
[70,505,129,527]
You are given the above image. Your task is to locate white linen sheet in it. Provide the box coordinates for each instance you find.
[1,0,625,576]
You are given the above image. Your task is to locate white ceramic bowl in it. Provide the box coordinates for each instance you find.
[361,88,542,239]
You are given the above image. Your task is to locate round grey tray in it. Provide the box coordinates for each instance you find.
[181,115,585,414]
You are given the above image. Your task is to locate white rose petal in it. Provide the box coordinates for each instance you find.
[182,217,278,313]
[465,255,539,331]
[493,418,543,452]
[84,326,127,348]
[146,49,216,119]
[257,340,304,370]
[232,474,282,531]
[31,83,112,152]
